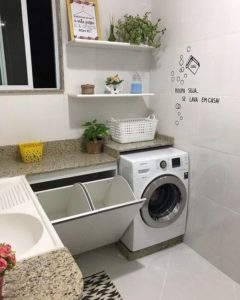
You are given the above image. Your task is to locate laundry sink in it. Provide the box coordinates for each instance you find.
[0,213,44,259]
[0,176,63,261]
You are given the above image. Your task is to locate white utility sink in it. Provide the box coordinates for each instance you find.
[0,213,44,258]
[0,176,63,261]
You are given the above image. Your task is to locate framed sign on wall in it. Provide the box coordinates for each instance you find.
[67,0,101,40]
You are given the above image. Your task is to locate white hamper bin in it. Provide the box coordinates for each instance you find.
[37,176,145,255]
[37,184,92,221]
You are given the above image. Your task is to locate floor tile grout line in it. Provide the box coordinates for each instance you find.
[159,251,172,300]
[169,245,231,281]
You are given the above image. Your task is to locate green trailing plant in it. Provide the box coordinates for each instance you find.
[115,12,166,48]
[82,120,109,142]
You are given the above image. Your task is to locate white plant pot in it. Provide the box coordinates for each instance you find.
[105,83,123,94]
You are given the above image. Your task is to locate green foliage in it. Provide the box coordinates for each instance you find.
[82,120,109,142]
[115,12,166,48]
[105,74,124,86]
[108,24,117,42]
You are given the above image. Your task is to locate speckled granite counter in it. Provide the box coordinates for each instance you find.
[105,134,174,158]
[0,139,117,178]
[0,135,174,177]
[3,247,83,300]
[0,151,116,178]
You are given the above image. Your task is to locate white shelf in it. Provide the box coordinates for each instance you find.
[68,93,155,99]
[67,39,154,51]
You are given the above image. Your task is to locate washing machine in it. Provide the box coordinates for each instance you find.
[119,147,189,252]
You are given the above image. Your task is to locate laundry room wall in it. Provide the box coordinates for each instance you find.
[0,0,151,146]
[149,0,240,283]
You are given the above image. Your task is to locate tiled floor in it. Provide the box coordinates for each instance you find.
[76,243,240,300]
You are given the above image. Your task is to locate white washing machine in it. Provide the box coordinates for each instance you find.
[119,147,189,251]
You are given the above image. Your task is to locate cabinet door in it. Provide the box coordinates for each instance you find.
[53,199,144,255]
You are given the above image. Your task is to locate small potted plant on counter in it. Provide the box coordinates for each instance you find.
[82,120,109,154]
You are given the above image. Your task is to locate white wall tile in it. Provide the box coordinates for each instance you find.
[216,208,240,283]
[148,94,175,137]
[151,35,240,98]
[152,0,240,46]
[150,0,240,284]
[183,140,240,283]
[185,193,222,266]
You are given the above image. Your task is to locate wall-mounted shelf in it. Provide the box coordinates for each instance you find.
[67,39,154,51]
[68,93,155,99]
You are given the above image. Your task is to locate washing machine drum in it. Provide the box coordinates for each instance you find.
[141,175,187,228]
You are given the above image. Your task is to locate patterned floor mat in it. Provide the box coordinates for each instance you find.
[82,271,122,300]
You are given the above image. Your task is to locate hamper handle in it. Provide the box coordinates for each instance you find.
[147,114,156,120]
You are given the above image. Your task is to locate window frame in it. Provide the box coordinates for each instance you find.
[0,0,64,94]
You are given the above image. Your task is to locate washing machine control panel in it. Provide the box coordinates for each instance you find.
[160,160,167,169]
[156,155,188,171]
[172,157,181,168]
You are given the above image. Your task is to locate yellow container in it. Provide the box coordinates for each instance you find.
[19,142,43,163]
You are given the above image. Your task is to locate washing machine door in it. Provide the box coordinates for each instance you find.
[141,175,187,228]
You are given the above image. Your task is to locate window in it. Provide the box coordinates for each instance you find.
[0,0,63,92]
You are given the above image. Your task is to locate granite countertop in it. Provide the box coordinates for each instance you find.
[0,139,117,178]
[3,247,83,300]
[0,135,174,177]
[105,134,174,158]
[0,151,117,178]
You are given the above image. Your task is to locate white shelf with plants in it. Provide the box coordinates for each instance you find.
[68,93,155,99]
[66,39,154,51]
[66,12,164,99]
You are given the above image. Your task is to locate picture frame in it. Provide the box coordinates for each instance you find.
[66,0,101,41]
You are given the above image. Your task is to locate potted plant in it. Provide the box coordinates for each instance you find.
[0,243,16,299]
[82,120,109,154]
[105,74,124,94]
[115,12,166,48]
[108,14,117,42]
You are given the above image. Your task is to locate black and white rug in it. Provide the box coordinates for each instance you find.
[82,270,122,300]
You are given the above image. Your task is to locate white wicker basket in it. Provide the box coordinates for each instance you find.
[109,115,158,144]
